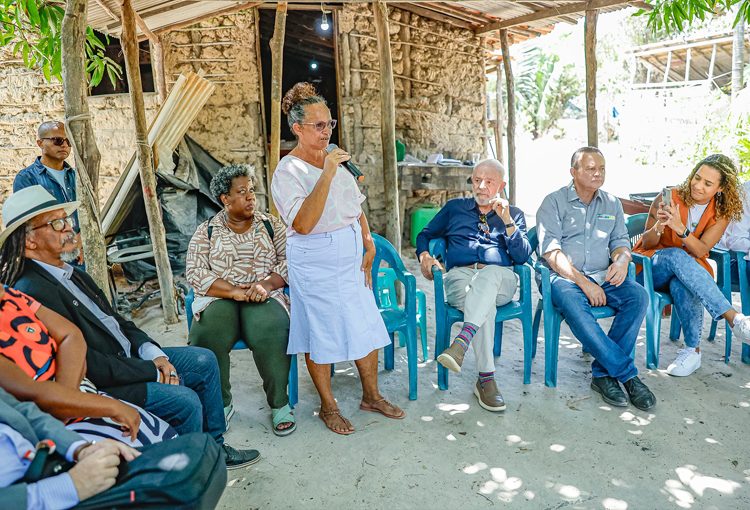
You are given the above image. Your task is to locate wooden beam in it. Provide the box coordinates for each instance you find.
[500,30,516,205]
[662,50,672,84]
[373,1,401,249]
[494,63,504,165]
[684,47,691,81]
[584,7,598,147]
[707,43,718,85]
[268,2,287,216]
[153,2,263,35]
[120,0,179,324]
[395,3,474,30]
[478,0,636,34]
[133,12,168,102]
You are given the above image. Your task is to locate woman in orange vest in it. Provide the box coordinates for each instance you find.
[634,154,748,376]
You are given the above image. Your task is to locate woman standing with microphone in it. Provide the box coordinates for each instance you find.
[271,82,405,435]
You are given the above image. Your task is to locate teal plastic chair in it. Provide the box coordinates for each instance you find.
[625,213,733,368]
[528,227,635,387]
[429,238,534,390]
[731,251,750,364]
[377,267,428,361]
[185,289,299,409]
[371,233,419,400]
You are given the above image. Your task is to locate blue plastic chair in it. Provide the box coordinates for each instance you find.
[428,238,534,390]
[625,213,733,368]
[377,267,428,361]
[185,289,299,409]
[528,227,635,388]
[732,251,750,364]
[370,233,419,400]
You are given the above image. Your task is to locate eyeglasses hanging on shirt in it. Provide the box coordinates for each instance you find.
[478,214,490,238]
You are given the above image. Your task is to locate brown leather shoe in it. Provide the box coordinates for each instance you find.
[473,379,506,412]
[436,342,465,373]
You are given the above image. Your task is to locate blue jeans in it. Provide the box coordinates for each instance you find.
[143,346,225,445]
[551,276,647,382]
[650,248,732,348]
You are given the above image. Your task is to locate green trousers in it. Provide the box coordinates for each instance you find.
[188,297,290,409]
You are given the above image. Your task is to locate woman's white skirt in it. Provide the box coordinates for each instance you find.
[286,222,390,363]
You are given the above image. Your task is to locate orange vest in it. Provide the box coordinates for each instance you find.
[633,188,717,276]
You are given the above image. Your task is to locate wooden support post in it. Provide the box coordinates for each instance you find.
[373,1,400,250]
[494,63,504,165]
[707,43,717,86]
[732,16,745,101]
[662,51,672,85]
[134,12,167,102]
[61,0,109,298]
[120,0,178,324]
[684,48,691,82]
[500,30,516,205]
[584,6,599,147]
[268,2,287,216]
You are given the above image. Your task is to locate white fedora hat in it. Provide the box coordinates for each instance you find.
[0,185,79,246]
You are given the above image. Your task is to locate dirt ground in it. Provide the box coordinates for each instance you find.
[136,256,750,510]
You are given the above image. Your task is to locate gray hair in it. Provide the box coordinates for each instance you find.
[286,96,327,132]
[210,164,252,201]
[474,158,505,180]
[570,146,604,169]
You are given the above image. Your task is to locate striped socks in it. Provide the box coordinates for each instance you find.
[478,371,494,385]
[453,322,479,352]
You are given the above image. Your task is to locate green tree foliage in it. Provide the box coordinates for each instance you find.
[515,47,583,139]
[0,0,121,86]
[642,0,749,33]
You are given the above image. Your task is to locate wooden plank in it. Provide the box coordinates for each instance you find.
[494,63,504,165]
[374,1,401,250]
[152,2,263,35]
[253,7,271,210]
[396,3,474,30]
[500,30,516,205]
[684,48,691,81]
[478,0,635,34]
[121,0,178,324]
[584,7,598,147]
[662,50,672,84]
[268,1,287,216]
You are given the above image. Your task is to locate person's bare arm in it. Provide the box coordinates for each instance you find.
[359,212,377,288]
[543,249,606,306]
[662,203,729,258]
[34,304,86,390]
[292,149,350,234]
[604,247,631,287]
[0,357,140,441]
[640,195,667,250]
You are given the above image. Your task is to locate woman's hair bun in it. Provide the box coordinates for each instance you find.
[282,82,319,115]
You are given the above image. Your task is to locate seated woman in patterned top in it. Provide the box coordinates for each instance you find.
[186,165,294,436]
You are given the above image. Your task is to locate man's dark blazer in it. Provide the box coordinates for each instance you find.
[14,260,159,406]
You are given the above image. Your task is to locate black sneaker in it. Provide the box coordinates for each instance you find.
[223,444,261,470]
[623,376,657,411]
[591,376,628,407]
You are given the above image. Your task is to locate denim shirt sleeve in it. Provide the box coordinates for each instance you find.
[415,204,451,258]
[535,193,563,256]
[608,200,631,254]
[505,208,532,265]
[12,170,36,192]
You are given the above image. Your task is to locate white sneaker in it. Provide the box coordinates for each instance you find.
[666,348,701,377]
[731,314,750,341]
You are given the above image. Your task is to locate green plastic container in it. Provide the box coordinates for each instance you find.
[396,139,405,162]
[411,205,441,247]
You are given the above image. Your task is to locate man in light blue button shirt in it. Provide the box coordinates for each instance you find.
[536,147,656,411]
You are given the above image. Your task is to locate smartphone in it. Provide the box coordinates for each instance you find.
[662,186,672,207]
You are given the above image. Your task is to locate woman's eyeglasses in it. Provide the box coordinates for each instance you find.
[298,120,337,132]
[30,215,74,232]
[478,214,490,237]
[41,137,71,147]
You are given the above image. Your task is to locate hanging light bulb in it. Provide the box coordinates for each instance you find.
[310,61,319,70]
[320,3,330,31]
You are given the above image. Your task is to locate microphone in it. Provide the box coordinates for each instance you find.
[326,143,364,182]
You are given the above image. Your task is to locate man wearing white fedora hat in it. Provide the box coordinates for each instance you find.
[0,186,261,470]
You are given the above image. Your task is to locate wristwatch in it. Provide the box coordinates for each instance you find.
[677,227,690,239]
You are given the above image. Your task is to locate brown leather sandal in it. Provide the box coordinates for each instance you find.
[359,398,405,419]
[319,408,355,435]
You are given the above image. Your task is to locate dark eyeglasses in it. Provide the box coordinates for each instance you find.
[298,120,337,132]
[478,214,490,236]
[41,137,71,147]
[30,215,74,232]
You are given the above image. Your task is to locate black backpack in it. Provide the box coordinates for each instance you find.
[74,433,227,510]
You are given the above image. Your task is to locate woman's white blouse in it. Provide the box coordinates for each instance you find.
[271,154,366,235]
